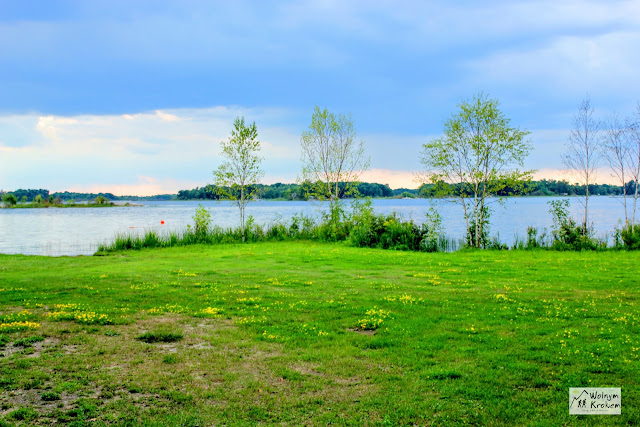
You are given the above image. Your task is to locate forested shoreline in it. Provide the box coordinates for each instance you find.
[0,179,629,204]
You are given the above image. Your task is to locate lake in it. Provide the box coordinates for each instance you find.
[0,197,630,256]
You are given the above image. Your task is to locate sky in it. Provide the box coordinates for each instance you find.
[1,0,639,195]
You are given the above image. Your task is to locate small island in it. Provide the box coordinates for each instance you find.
[1,193,136,208]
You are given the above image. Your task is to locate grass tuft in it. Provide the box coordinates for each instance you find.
[136,330,184,343]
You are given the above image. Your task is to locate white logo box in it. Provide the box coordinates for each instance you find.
[570,388,621,415]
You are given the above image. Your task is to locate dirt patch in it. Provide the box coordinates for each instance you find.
[289,363,324,377]
[0,388,80,416]
[63,344,79,355]
[347,328,376,336]
[1,337,60,358]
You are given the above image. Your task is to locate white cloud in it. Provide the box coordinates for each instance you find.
[0,106,302,195]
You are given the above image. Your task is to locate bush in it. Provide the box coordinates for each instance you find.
[193,204,211,239]
[347,199,434,251]
[9,406,38,421]
[2,193,17,207]
[619,223,640,250]
[547,199,602,250]
[136,330,183,343]
[41,391,60,401]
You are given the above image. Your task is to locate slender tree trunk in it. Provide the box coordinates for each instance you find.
[474,193,480,248]
[585,184,589,233]
[623,177,628,225]
[241,186,245,242]
[460,197,470,245]
[634,179,639,231]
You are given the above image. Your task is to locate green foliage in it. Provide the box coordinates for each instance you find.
[547,199,601,250]
[13,336,45,347]
[94,195,108,205]
[466,206,491,249]
[41,391,60,401]
[619,223,640,250]
[420,93,533,248]
[213,117,263,240]
[423,207,444,252]
[512,226,549,250]
[136,330,184,343]
[347,199,442,251]
[9,406,38,421]
[2,193,17,207]
[300,106,369,218]
[192,204,211,239]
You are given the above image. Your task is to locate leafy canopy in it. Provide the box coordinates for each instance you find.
[420,93,533,247]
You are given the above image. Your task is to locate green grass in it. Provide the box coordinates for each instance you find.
[0,241,638,425]
[136,330,184,343]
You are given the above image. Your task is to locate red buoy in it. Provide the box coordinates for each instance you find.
[161,220,165,225]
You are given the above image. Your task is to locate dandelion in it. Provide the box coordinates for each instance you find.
[0,321,40,332]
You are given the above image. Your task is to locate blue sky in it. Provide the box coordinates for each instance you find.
[1,0,639,194]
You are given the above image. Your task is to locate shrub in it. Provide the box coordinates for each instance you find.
[347,199,434,251]
[548,199,600,250]
[136,330,183,343]
[619,223,640,250]
[2,193,17,207]
[9,406,38,421]
[193,204,212,239]
[41,391,60,401]
[422,207,443,252]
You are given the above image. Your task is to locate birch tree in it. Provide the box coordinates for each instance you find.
[627,103,640,229]
[420,93,532,248]
[213,117,263,241]
[300,106,369,217]
[603,114,631,224]
[563,96,602,231]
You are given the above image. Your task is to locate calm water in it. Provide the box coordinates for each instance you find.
[0,197,630,256]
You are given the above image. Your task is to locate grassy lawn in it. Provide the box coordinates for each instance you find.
[0,241,638,425]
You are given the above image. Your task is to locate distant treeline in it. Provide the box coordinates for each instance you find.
[5,179,628,203]
[177,179,627,200]
[177,182,413,200]
[5,189,175,202]
[417,179,628,197]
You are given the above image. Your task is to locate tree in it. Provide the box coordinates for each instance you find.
[603,114,631,224]
[2,193,17,207]
[563,96,603,231]
[627,103,640,229]
[420,93,532,248]
[213,116,263,241]
[300,106,369,216]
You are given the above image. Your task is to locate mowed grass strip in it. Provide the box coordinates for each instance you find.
[0,242,638,425]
